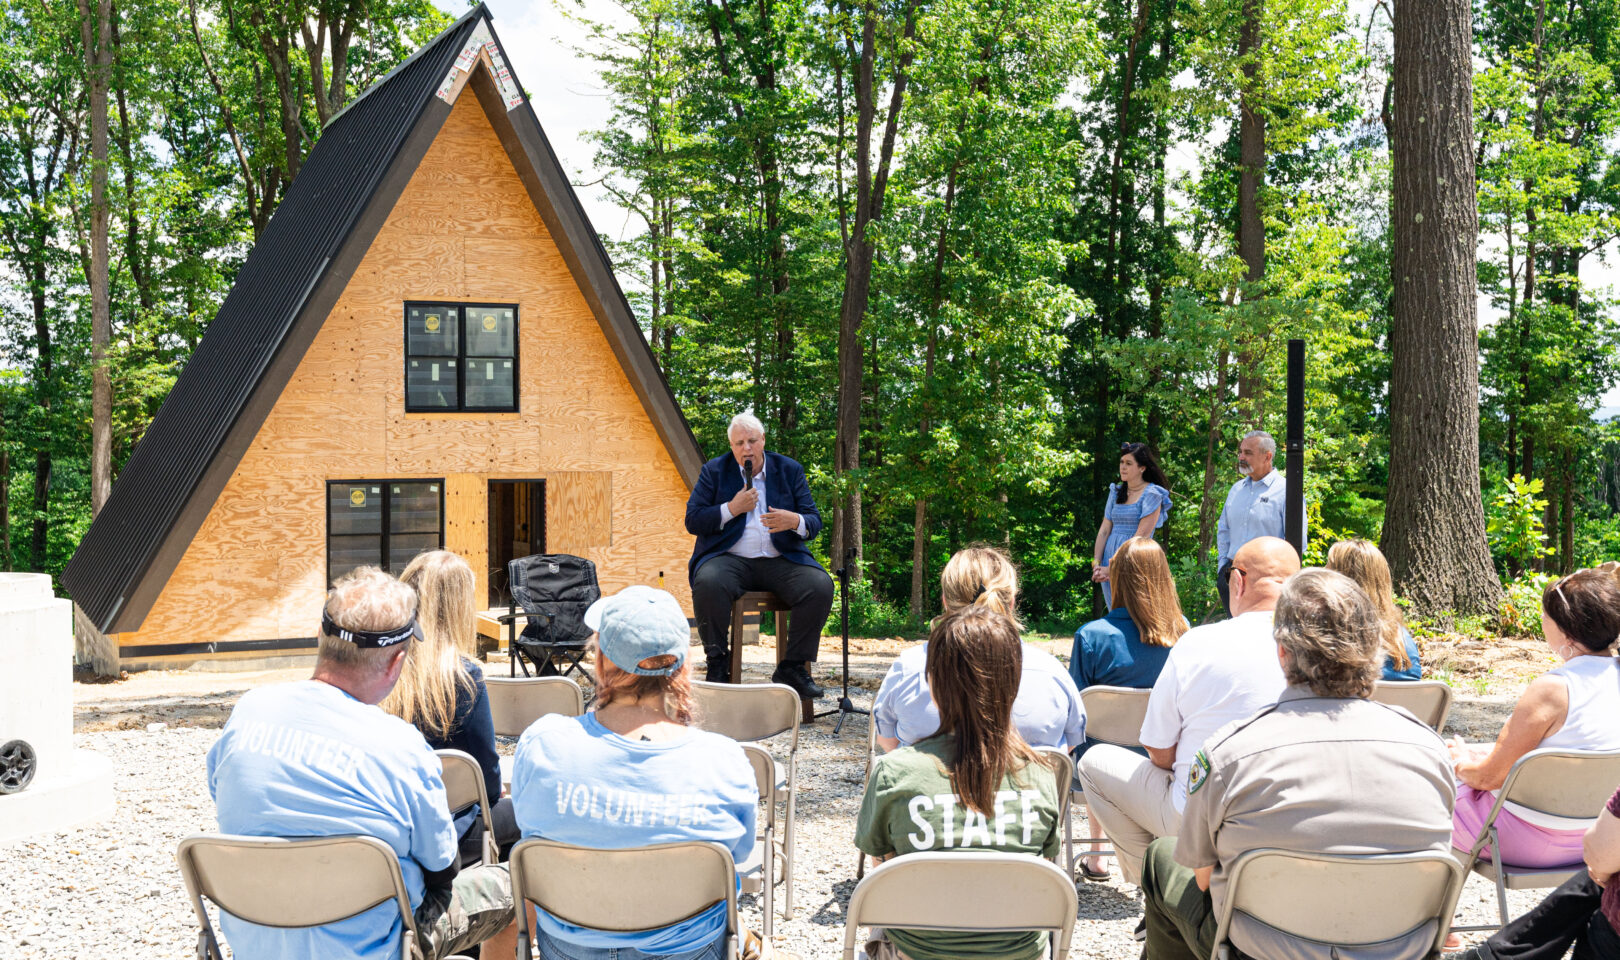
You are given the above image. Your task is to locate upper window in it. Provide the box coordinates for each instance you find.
[405,302,518,411]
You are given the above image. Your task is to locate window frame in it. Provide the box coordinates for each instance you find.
[324,478,447,585]
[403,300,520,413]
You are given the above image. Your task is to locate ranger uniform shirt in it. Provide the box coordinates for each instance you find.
[1175,686,1455,960]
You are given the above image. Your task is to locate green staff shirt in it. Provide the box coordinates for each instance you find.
[854,734,1063,960]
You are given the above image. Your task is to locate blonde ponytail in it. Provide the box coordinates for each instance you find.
[939,545,1022,631]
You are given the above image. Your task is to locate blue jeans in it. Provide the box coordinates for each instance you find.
[535,927,726,960]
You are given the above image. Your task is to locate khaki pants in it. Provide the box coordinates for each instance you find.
[863,931,914,960]
[1076,743,1180,885]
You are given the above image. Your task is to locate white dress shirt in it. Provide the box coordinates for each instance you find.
[716,457,809,559]
[1137,610,1286,812]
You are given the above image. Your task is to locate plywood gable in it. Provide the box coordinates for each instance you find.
[115,90,693,656]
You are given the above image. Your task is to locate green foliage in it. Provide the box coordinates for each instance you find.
[4,0,1617,633]
[1487,475,1555,573]
[1495,572,1556,639]
[834,575,920,640]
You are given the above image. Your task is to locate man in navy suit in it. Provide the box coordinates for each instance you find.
[685,413,834,696]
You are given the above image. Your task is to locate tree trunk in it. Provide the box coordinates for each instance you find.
[1198,349,1230,559]
[832,0,918,575]
[1383,0,1503,614]
[0,449,9,571]
[1234,0,1266,420]
[909,499,929,621]
[80,0,114,517]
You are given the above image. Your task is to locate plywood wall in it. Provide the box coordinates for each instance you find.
[113,89,695,662]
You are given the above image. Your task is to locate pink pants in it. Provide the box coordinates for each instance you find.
[1452,784,1588,869]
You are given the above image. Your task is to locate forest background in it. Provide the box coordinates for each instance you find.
[3,0,1619,641]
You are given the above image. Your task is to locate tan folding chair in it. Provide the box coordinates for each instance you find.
[856,716,881,880]
[1452,747,1620,931]
[1034,746,1076,875]
[736,743,783,937]
[485,675,585,736]
[487,675,584,791]
[1210,848,1466,960]
[692,679,802,918]
[509,838,739,960]
[1066,685,1153,870]
[1372,680,1454,733]
[841,852,1078,960]
[436,748,498,866]
[176,833,471,960]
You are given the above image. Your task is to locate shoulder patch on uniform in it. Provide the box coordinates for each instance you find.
[1187,749,1212,795]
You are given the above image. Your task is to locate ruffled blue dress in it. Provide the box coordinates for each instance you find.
[1100,482,1170,607]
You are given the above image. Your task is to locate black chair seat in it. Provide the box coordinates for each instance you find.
[505,554,598,681]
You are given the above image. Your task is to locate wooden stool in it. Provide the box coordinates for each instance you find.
[729,591,813,722]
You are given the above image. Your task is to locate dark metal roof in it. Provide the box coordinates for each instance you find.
[64,5,699,635]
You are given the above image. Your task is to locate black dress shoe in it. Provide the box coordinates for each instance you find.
[771,663,820,698]
[704,660,732,684]
[795,663,826,698]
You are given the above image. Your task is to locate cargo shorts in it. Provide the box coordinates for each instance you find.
[416,862,514,960]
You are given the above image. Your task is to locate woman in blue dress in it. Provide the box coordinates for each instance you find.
[1091,442,1171,608]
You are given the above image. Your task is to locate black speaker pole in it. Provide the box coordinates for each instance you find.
[1285,338,1306,558]
[819,548,869,733]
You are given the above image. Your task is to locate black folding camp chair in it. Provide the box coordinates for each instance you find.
[501,554,598,680]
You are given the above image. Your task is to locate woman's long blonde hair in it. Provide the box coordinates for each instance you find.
[1108,538,1186,648]
[382,550,477,740]
[939,545,1022,631]
[1325,539,1409,670]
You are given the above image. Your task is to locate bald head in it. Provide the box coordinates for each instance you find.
[1229,536,1301,615]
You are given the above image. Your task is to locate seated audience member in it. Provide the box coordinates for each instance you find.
[207,567,516,959]
[1453,777,1620,960]
[1450,570,1620,869]
[1068,536,1187,880]
[1076,536,1297,899]
[510,585,756,960]
[1325,538,1421,681]
[384,550,518,866]
[855,605,1065,960]
[1140,568,1454,960]
[872,545,1085,753]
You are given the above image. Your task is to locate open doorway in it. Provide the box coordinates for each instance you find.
[488,479,546,608]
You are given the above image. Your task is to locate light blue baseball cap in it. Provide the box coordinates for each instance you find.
[583,585,690,677]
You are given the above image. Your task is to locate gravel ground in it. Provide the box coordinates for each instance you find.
[0,642,1560,959]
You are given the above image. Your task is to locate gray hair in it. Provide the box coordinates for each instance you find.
[317,566,418,671]
[1242,430,1277,456]
[1273,568,1381,699]
[728,412,766,440]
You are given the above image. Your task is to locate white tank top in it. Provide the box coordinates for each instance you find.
[1501,654,1620,829]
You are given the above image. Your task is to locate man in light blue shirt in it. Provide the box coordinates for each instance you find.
[1215,430,1293,614]
[207,567,515,959]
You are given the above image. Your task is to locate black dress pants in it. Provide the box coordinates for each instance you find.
[1476,871,1620,960]
[691,555,834,664]
[1216,560,1233,616]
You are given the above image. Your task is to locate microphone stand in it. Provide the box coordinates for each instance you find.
[817,548,869,735]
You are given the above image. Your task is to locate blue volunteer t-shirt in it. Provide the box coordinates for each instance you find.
[510,713,757,954]
[872,642,1086,749]
[206,680,458,959]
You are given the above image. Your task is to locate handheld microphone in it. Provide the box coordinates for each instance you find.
[744,458,755,489]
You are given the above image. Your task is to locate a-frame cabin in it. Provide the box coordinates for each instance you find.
[62,7,702,671]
